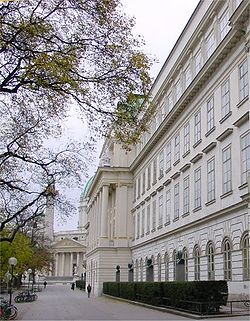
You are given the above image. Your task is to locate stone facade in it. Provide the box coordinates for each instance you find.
[84,0,249,298]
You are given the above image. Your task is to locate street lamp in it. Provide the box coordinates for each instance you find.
[8,257,17,306]
[27,268,32,291]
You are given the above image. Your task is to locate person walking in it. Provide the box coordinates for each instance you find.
[71,282,75,291]
[43,281,47,289]
[86,284,91,298]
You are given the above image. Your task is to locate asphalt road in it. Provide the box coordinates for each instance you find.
[13,284,249,321]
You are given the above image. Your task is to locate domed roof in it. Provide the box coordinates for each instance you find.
[80,176,94,198]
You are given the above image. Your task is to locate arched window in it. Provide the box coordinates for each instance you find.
[193,245,200,281]
[242,233,249,280]
[183,248,188,281]
[164,253,169,281]
[222,238,232,280]
[157,254,161,281]
[173,250,177,280]
[207,241,215,280]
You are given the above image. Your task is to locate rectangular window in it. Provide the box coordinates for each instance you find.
[133,180,136,202]
[222,145,232,194]
[158,194,163,227]
[146,204,150,233]
[207,96,215,132]
[153,159,157,184]
[207,157,216,202]
[147,164,151,189]
[166,142,171,171]
[220,10,230,41]
[136,212,140,239]
[184,65,192,89]
[152,199,156,230]
[194,49,202,75]
[137,176,141,198]
[133,215,135,239]
[183,176,190,214]
[183,122,190,154]
[176,78,182,101]
[174,133,180,163]
[221,79,230,118]
[159,150,164,178]
[194,167,201,209]
[241,131,250,184]
[174,183,179,219]
[239,60,249,102]
[141,209,145,236]
[167,91,173,111]
[142,171,146,194]
[194,110,201,144]
[206,31,215,58]
[165,189,171,223]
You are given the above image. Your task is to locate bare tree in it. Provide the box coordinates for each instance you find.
[0,0,153,242]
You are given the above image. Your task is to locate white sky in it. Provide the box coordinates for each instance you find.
[54,0,200,231]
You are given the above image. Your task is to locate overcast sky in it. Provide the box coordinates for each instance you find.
[54,0,200,231]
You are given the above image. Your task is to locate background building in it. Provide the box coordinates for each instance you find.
[84,0,249,299]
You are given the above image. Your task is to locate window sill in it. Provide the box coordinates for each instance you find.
[173,159,180,167]
[193,139,202,149]
[238,182,248,190]
[158,174,164,180]
[173,216,179,222]
[220,190,233,199]
[205,126,216,137]
[145,231,150,235]
[219,111,232,124]
[165,167,171,174]
[182,212,190,218]
[164,221,170,226]
[205,199,216,206]
[193,206,202,213]
[151,228,156,233]
[182,150,190,159]
[157,225,163,230]
[237,95,249,108]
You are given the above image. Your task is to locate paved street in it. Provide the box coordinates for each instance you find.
[14,284,249,321]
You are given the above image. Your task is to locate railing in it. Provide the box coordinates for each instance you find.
[135,294,249,316]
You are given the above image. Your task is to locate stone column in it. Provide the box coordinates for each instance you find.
[101,185,109,238]
[76,253,80,274]
[54,253,58,276]
[70,253,73,276]
[61,253,65,276]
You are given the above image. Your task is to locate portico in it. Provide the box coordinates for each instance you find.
[53,238,86,277]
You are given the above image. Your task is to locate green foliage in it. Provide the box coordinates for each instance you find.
[75,280,85,291]
[0,231,33,278]
[103,281,228,313]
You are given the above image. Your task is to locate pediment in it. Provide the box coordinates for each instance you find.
[53,237,86,250]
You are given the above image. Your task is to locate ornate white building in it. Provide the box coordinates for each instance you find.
[44,188,89,280]
[83,0,250,298]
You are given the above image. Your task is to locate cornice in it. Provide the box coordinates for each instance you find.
[130,24,246,172]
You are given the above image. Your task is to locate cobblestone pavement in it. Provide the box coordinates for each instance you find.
[10,284,249,321]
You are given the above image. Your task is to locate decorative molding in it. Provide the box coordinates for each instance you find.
[170,172,180,180]
[216,128,233,142]
[202,142,217,153]
[190,153,203,164]
[233,111,249,127]
[156,185,164,192]
[180,163,191,172]
[163,178,172,186]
